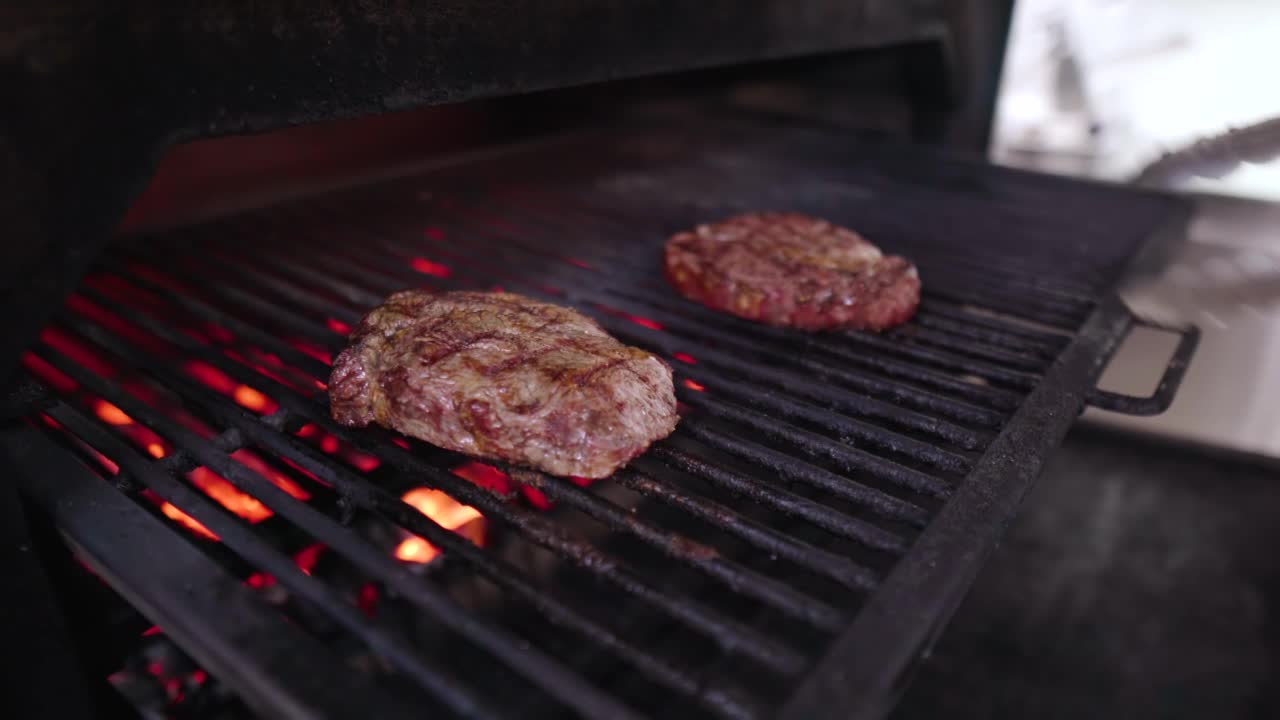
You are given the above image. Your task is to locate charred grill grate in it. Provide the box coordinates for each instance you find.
[8,122,1192,719]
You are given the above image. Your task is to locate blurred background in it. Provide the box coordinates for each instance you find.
[982,0,1280,460]
[991,0,1280,200]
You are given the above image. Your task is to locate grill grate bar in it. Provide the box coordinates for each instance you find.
[678,392,956,501]
[225,409,767,720]
[507,469,851,631]
[83,265,865,632]
[610,285,1046,391]
[99,259,334,379]
[913,299,1071,345]
[91,263,928,546]
[495,189,1105,323]
[442,186,1098,306]
[654,436,931,528]
[435,190,1095,327]
[18,121,1188,720]
[613,467,879,591]
[238,231,995,447]
[676,366,973,475]
[37,335,648,720]
[40,396,503,719]
[646,440,916,551]
[254,199,1036,413]
[180,226,983,476]
[68,288,766,720]
[180,236,975,509]
[68,282,814,676]
[351,212,1037,416]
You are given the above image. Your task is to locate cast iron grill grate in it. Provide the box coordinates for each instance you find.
[8,121,1192,719]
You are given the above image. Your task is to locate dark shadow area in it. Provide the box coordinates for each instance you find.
[895,425,1280,720]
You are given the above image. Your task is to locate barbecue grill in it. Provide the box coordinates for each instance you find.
[2,4,1199,719]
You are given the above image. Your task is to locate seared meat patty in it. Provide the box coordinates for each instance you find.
[664,212,920,331]
[329,290,678,478]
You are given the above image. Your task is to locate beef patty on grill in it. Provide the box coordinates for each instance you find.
[329,290,679,478]
[664,212,921,331]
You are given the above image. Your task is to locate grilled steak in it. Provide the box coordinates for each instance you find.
[664,212,920,331]
[329,290,678,478]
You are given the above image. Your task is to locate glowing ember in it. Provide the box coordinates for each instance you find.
[394,488,484,564]
[41,327,117,377]
[95,400,133,425]
[394,536,438,564]
[230,449,311,501]
[293,544,325,576]
[628,315,663,331]
[521,485,553,510]
[402,488,482,529]
[232,385,275,413]
[189,467,272,523]
[348,451,380,472]
[683,379,706,392]
[673,352,697,365]
[23,353,77,392]
[326,317,353,335]
[246,572,275,589]
[159,502,218,541]
[451,461,512,494]
[289,338,332,365]
[91,451,120,476]
[321,435,339,454]
[410,257,452,278]
[146,442,166,459]
[186,361,236,394]
[357,583,379,617]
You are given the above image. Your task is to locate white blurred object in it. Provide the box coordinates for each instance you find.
[1119,242,1280,330]
[995,0,1280,200]
[994,0,1191,163]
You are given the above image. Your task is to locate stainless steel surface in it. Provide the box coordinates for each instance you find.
[1118,241,1280,329]
[1085,193,1280,456]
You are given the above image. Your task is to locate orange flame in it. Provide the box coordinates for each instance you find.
[159,502,219,541]
[230,449,310,501]
[394,488,484,564]
[683,379,706,392]
[96,400,133,425]
[189,467,272,523]
[232,385,276,414]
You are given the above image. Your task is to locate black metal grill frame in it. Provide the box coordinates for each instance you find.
[9,120,1196,719]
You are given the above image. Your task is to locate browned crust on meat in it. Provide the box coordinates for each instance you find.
[329,290,679,478]
[664,212,921,331]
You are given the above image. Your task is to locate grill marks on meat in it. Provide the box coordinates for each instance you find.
[329,290,678,478]
[664,212,921,331]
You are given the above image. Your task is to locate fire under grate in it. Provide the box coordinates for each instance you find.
[6,120,1196,720]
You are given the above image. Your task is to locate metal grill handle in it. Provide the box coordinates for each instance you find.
[1086,318,1200,416]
